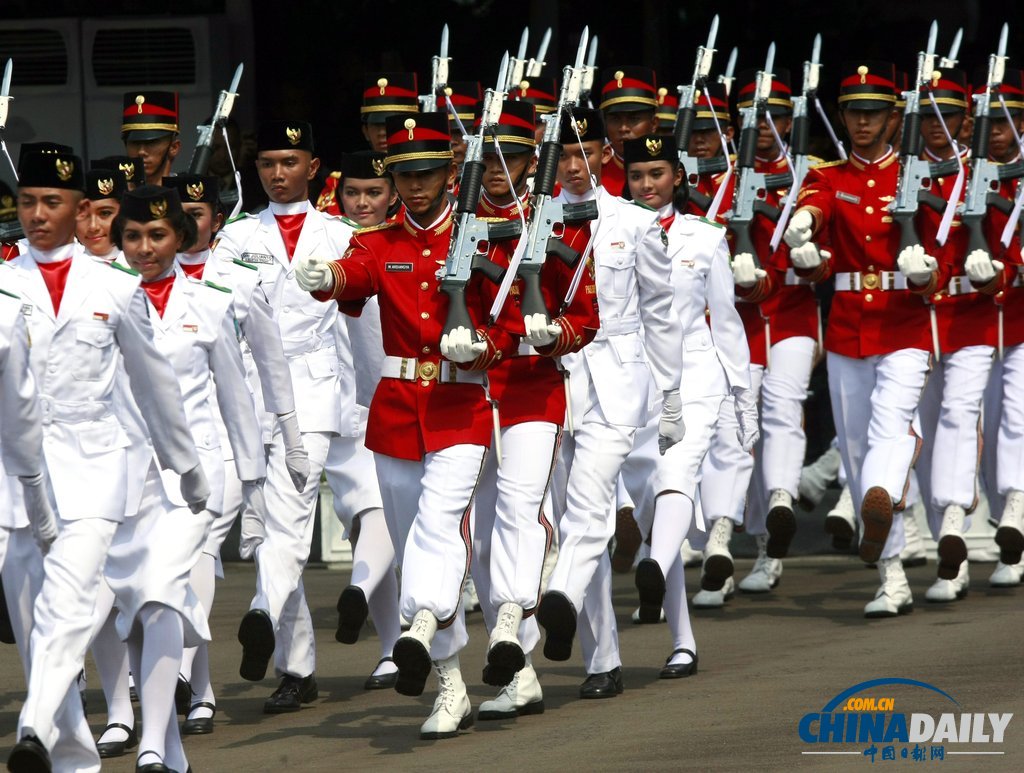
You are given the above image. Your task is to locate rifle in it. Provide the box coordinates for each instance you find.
[0,59,23,243]
[770,34,822,251]
[962,25,1024,254]
[672,16,730,215]
[579,35,599,108]
[421,25,451,113]
[726,44,792,267]
[487,29,599,324]
[187,63,243,175]
[439,53,512,338]
[718,47,738,98]
[505,26,552,91]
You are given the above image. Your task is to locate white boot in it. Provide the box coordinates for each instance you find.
[989,559,1024,588]
[798,446,842,509]
[925,561,970,603]
[693,576,736,609]
[900,505,927,567]
[765,489,797,558]
[485,602,525,684]
[936,504,968,580]
[701,518,735,591]
[995,490,1024,565]
[420,655,473,739]
[863,557,913,618]
[477,661,544,721]
[825,485,856,551]
[462,576,481,613]
[393,609,438,696]
[738,535,782,593]
[680,539,703,568]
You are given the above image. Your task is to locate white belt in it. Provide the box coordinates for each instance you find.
[598,314,641,337]
[784,268,813,286]
[834,271,908,292]
[38,397,110,426]
[517,343,539,357]
[380,355,485,385]
[944,276,978,297]
[280,333,331,356]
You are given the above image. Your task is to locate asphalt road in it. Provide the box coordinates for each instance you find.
[1,539,1020,772]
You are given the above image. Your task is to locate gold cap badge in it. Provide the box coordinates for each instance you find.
[658,86,668,103]
[404,117,417,140]
[135,94,145,114]
[645,137,663,157]
[573,118,588,136]
[371,158,386,176]
[55,158,73,182]
[119,161,135,177]
[377,77,388,95]
[186,181,204,201]
[149,198,168,218]
[614,70,625,88]
[97,178,114,196]
[857,65,869,84]
[931,70,942,88]
[286,126,302,146]
[519,80,530,96]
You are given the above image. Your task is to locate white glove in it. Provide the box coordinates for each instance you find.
[20,473,57,554]
[733,388,760,452]
[440,326,487,363]
[964,248,1004,284]
[732,253,768,288]
[897,244,938,286]
[277,410,310,491]
[238,480,267,560]
[789,243,830,270]
[523,313,561,347]
[295,256,334,293]
[658,389,686,456]
[783,209,814,248]
[179,465,211,515]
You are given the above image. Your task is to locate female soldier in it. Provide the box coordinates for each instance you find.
[76,169,127,261]
[622,135,758,676]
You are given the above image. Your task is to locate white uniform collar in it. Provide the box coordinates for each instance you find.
[405,204,452,232]
[851,145,894,166]
[177,247,210,266]
[561,187,597,204]
[268,200,309,216]
[28,242,76,264]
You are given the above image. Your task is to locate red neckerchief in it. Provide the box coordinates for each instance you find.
[659,214,676,232]
[274,212,307,260]
[180,261,205,279]
[37,259,73,315]
[141,274,176,317]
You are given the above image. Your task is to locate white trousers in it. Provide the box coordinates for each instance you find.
[19,517,118,764]
[375,444,486,661]
[996,345,1024,495]
[472,422,559,653]
[0,526,44,684]
[915,345,993,536]
[700,394,755,529]
[251,428,332,678]
[828,350,931,559]
[323,429,384,532]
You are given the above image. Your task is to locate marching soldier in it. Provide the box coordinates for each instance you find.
[783,61,939,616]
[598,67,661,196]
[439,81,482,175]
[512,76,558,146]
[295,111,518,738]
[121,90,182,185]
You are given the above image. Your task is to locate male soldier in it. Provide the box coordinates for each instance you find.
[316,73,419,215]
[296,111,517,738]
[216,121,350,712]
[728,68,819,592]
[5,150,207,772]
[512,76,558,146]
[536,108,683,698]
[597,67,660,197]
[439,82,482,175]
[656,86,679,137]
[468,99,600,718]
[121,90,182,185]
[783,62,942,616]
[911,68,1003,602]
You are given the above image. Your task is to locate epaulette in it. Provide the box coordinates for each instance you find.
[231,257,259,270]
[355,221,399,235]
[631,200,656,211]
[0,287,19,299]
[109,261,140,276]
[225,211,255,225]
[339,215,359,228]
[811,159,846,169]
[699,216,725,230]
[329,170,342,180]
[204,280,232,293]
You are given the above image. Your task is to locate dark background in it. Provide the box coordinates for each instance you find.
[4,0,1024,166]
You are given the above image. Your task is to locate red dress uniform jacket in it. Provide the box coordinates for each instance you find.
[795,150,936,358]
[315,171,342,216]
[732,154,819,366]
[974,171,1024,348]
[475,195,600,427]
[601,152,627,198]
[314,209,518,460]
[917,150,997,352]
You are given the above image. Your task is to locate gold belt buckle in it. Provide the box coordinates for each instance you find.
[861,271,880,291]
[416,360,438,381]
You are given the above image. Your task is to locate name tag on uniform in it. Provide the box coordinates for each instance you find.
[240,252,274,264]
[609,240,625,249]
[385,262,413,272]
[93,311,109,321]
[836,191,861,205]
[20,304,32,316]
[183,324,199,333]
